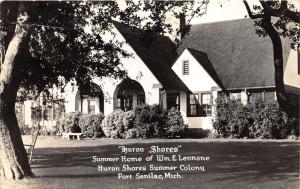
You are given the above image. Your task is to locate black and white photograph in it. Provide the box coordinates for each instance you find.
[0,0,299,188]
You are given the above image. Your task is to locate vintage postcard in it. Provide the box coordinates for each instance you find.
[0,0,299,189]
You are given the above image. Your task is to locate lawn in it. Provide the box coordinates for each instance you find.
[1,136,299,189]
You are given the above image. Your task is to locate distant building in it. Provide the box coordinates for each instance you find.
[19,19,299,131]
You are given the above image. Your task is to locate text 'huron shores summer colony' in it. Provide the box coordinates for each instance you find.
[91,145,210,180]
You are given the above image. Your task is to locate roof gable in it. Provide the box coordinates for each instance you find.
[178,19,292,89]
[172,48,221,92]
[113,22,189,91]
[186,48,224,89]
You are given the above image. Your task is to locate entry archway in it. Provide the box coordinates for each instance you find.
[113,79,145,111]
[75,83,104,114]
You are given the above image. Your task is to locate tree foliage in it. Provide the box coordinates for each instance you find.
[244,0,299,49]
[0,0,208,100]
[243,0,299,112]
[0,1,208,180]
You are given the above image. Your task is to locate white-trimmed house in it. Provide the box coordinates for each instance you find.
[19,18,299,131]
[175,18,299,125]
[171,48,223,129]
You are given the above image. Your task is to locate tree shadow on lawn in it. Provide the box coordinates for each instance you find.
[31,141,299,185]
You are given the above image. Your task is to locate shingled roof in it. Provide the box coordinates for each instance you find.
[178,19,292,90]
[113,22,189,91]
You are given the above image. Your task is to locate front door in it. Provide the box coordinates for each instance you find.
[167,93,180,110]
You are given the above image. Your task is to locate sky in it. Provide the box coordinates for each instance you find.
[117,0,300,24]
[116,0,253,24]
[194,0,300,24]
[192,0,249,24]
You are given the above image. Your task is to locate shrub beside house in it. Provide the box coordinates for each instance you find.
[213,95,298,139]
[101,105,187,139]
[55,105,187,139]
[20,100,298,140]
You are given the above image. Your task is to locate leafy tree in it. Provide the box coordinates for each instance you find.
[0,0,208,180]
[243,0,299,112]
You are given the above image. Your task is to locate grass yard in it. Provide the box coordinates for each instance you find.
[1,136,299,189]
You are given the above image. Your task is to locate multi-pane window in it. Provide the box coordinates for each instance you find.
[182,60,189,75]
[116,98,122,109]
[88,99,95,114]
[201,93,212,116]
[189,94,199,116]
[116,96,133,111]
[187,93,212,117]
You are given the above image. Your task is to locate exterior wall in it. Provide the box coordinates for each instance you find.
[64,25,162,116]
[172,48,219,91]
[284,49,300,89]
[178,91,214,129]
[186,117,213,129]
[241,91,248,105]
[179,91,187,118]
[172,48,220,129]
[64,83,78,113]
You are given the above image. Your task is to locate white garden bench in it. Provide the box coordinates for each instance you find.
[61,132,83,140]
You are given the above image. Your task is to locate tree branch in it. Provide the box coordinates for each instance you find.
[0,3,30,94]
[243,0,263,19]
[260,0,300,23]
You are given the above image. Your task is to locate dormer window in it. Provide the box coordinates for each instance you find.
[182,60,189,75]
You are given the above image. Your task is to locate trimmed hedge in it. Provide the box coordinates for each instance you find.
[58,112,105,137]
[101,105,187,139]
[101,110,135,139]
[58,112,82,133]
[78,113,105,138]
[213,96,297,139]
[133,105,167,138]
[250,102,296,139]
[186,128,210,138]
[165,108,187,138]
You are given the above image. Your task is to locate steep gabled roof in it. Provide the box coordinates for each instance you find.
[178,19,292,90]
[187,48,225,89]
[113,22,189,91]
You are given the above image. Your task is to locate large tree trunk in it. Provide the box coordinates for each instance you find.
[243,0,290,112]
[262,15,288,111]
[0,3,33,180]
